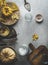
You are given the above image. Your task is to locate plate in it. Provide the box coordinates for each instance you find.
[0,2,20,26]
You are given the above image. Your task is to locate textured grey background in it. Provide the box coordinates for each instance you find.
[4,0,48,65]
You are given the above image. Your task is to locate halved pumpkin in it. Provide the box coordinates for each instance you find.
[0,47,17,63]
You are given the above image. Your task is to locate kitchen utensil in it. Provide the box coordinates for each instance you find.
[24,0,31,12]
[28,43,48,65]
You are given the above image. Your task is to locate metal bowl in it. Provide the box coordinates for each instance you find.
[1,27,17,44]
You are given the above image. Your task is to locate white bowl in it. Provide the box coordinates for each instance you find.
[35,14,43,23]
[18,44,29,56]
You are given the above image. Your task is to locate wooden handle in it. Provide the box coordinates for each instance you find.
[29,43,35,51]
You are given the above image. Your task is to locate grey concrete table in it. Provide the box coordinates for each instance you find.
[4,0,48,65]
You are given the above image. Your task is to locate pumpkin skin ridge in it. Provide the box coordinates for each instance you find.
[0,47,17,63]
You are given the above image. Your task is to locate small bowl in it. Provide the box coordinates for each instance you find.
[35,14,43,23]
[18,44,29,56]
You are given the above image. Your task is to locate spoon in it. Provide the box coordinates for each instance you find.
[24,0,31,12]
